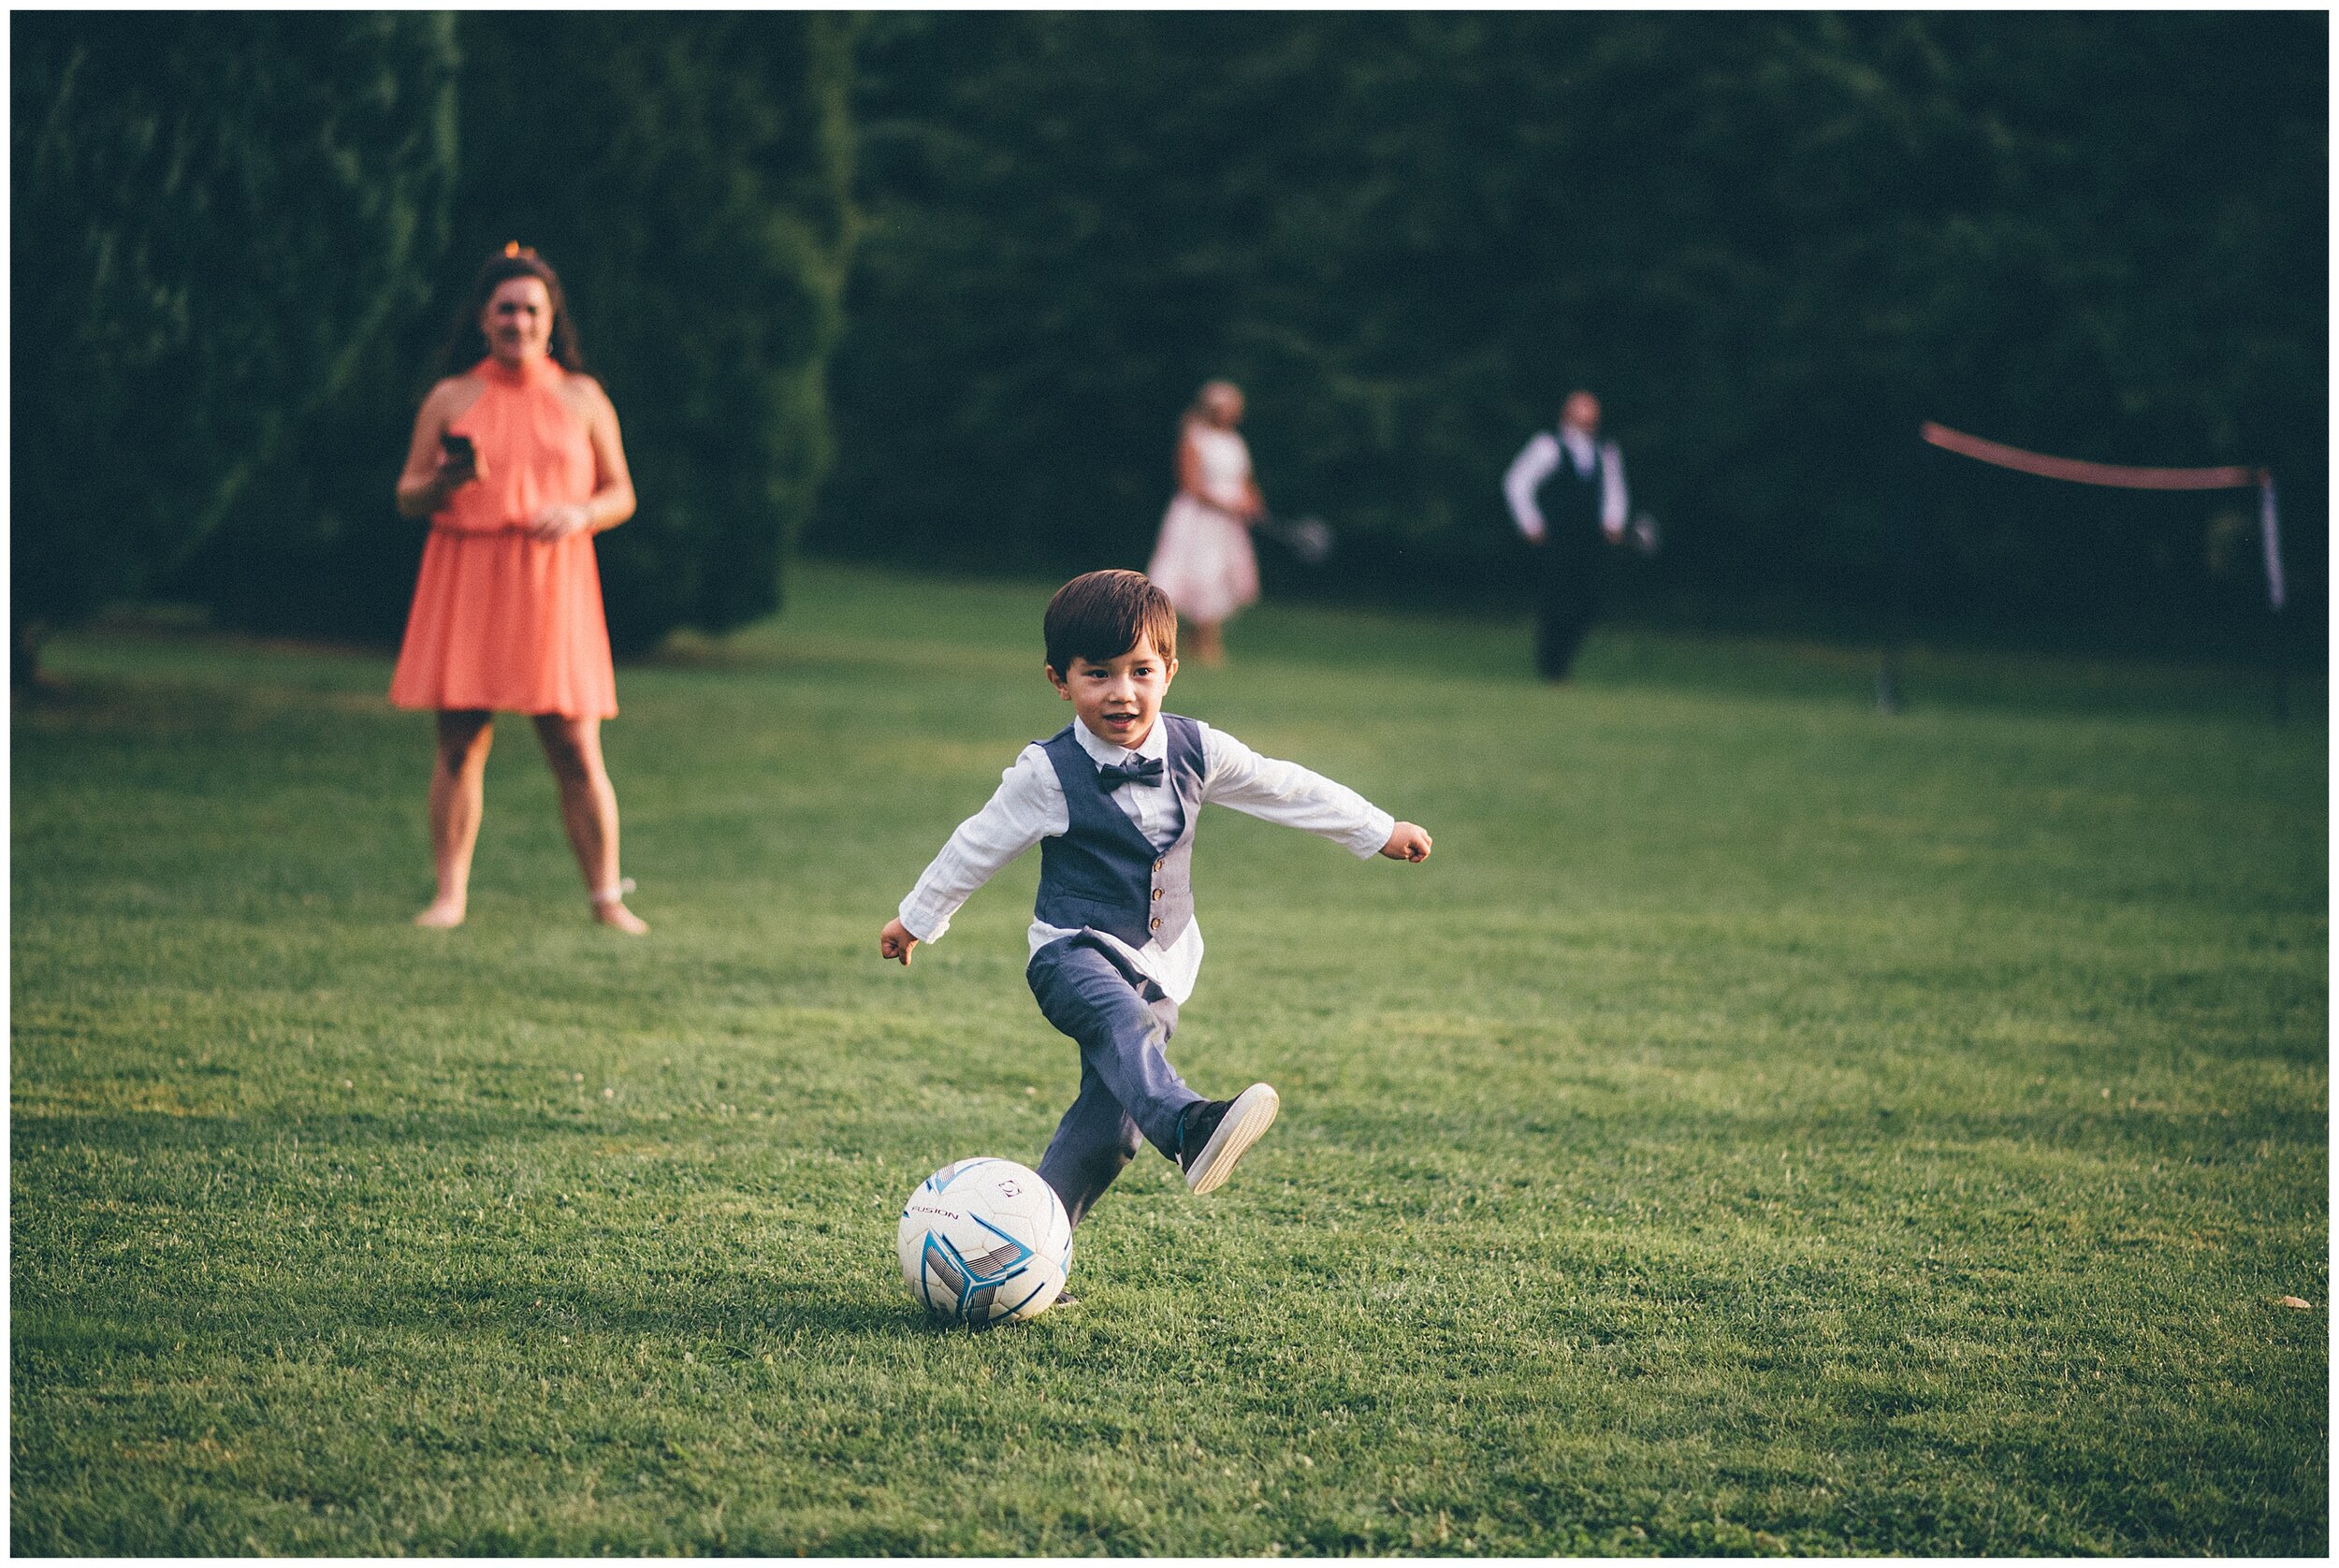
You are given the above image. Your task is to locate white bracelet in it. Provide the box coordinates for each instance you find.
[590,877,637,906]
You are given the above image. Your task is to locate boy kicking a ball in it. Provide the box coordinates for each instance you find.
[879,570,1431,1235]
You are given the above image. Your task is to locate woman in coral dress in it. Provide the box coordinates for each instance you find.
[1146,379,1263,665]
[390,245,646,933]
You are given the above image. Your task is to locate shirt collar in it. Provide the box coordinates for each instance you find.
[1561,425,1597,466]
[1072,716,1168,767]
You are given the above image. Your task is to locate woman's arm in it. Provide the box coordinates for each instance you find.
[529,380,637,540]
[581,381,637,530]
[1175,425,1208,504]
[394,381,476,519]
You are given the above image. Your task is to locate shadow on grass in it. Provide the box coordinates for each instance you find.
[16,1104,622,1155]
[13,1107,1025,1355]
[11,1277,927,1366]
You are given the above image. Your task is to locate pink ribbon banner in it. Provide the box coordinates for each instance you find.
[1920,421,2262,491]
[1920,422,2282,608]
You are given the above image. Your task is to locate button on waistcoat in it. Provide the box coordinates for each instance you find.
[1034,715,1204,950]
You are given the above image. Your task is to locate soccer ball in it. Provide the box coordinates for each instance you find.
[897,1157,1072,1325]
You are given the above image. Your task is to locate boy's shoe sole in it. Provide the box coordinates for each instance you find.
[1184,1082,1280,1196]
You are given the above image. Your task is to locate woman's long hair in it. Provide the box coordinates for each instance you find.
[439,243,589,376]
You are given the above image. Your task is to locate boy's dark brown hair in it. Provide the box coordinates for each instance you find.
[1043,570,1178,675]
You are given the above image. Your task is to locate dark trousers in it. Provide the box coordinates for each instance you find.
[1025,932,1206,1227]
[1535,527,1605,679]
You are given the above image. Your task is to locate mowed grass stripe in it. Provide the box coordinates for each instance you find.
[12,563,2325,1554]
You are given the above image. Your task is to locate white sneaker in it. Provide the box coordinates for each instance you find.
[1178,1082,1280,1195]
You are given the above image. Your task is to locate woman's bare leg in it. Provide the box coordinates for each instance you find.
[534,714,647,934]
[417,709,494,927]
[1187,618,1226,666]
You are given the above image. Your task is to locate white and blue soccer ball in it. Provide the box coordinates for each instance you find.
[897,1157,1072,1325]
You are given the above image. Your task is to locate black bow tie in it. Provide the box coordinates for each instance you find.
[1096,755,1164,791]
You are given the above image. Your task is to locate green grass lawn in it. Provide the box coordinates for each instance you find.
[12,562,2327,1554]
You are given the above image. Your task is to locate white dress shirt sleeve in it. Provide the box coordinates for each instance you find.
[1601,441,1629,534]
[1503,431,1560,543]
[1197,724,1395,859]
[896,745,1068,943]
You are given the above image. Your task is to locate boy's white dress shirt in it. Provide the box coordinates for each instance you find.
[897,719,1393,1005]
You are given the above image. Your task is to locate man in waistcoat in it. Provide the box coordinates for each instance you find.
[879,571,1432,1256]
[1504,390,1630,681]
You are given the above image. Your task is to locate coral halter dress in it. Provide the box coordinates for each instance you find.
[389,356,618,719]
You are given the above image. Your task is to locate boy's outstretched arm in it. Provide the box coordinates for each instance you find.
[1197,722,1429,865]
[877,744,1067,971]
[1380,822,1432,863]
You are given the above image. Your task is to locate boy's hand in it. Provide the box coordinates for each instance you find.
[879,918,920,965]
[1379,822,1432,863]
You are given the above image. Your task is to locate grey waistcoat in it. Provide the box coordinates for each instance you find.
[1034,714,1205,950]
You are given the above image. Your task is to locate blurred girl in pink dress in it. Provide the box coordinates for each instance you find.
[1146,379,1263,665]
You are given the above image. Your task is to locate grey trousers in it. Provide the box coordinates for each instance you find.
[1026,932,1207,1227]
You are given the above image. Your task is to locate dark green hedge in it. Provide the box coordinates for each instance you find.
[12,13,459,673]
[14,14,2320,673]
[16,13,855,671]
[442,12,856,656]
[822,13,2324,635]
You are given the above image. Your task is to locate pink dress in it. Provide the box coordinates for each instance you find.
[388,356,617,719]
[1147,424,1260,625]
